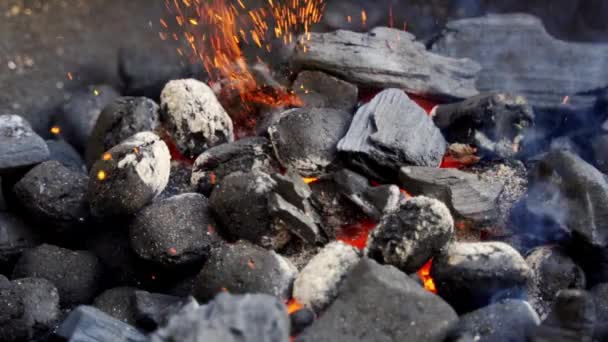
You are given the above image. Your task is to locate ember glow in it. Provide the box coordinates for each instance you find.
[417,259,437,293]
[286,298,304,314]
[336,219,377,250]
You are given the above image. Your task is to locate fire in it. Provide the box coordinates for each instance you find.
[286,298,304,314]
[336,219,377,250]
[302,177,318,184]
[417,259,437,293]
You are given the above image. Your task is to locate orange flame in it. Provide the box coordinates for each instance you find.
[286,298,304,314]
[417,259,437,293]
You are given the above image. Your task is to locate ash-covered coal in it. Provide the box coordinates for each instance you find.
[0,115,49,173]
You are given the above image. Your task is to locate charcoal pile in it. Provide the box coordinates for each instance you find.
[3,4,608,342]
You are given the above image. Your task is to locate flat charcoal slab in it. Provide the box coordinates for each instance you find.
[431,14,608,109]
[0,115,49,172]
[292,27,480,100]
[399,166,503,223]
[57,305,147,342]
[338,89,447,181]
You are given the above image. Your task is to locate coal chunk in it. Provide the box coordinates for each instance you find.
[0,277,60,341]
[446,299,540,342]
[191,137,279,196]
[268,107,352,177]
[160,79,234,158]
[338,89,447,181]
[293,241,360,312]
[157,162,196,200]
[85,96,160,167]
[12,244,102,307]
[292,27,480,100]
[88,132,171,218]
[292,71,358,112]
[432,92,534,158]
[129,193,219,267]
[14,160,89,232]
[0,213,40,271]
[133,290,187,331]
[57,305,147,342]
[399,166,503,223]
[193,241,297,302]
[526,246,586,319]
[93,287,138,325]
[54,84,119,152]
[209,171,287,249]
[46,139,86,172]
[367,196,454,273]
[290,308,315,336]
[532,290,596,342]
[431,14,608,109]
[431,241,533,313]
[152,293,289,342]
[297,258,457,342]
[0,114,49,172]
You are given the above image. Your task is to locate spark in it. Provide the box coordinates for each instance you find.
[102,152,112,161]
[93,89,100,96]
[97,170,107,181]
[50,126,61,135]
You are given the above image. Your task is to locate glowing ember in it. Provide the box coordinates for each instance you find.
[336,219,376,250]
[302,177,318,184]
[50,126,61,135]
[286,298,304,314]
[417,259,437,293]
[102,152,112,161]
[96,170,107,181]
[439,155,465,169]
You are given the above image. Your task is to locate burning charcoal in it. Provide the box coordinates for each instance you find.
[54,84,119,152]
[297,258,457,342]
[532,290,596,342]
[432,14,608,109]
[157,162,196,200]
[152,293,289,342]
[191,137,279,196]
[129,193,219,267]
[526,246,586,319]
[0,114,49,172]
[209,171,288,249]
[14,160,89,232]
[431,241,533,313]
[432,93,534,158]
[57,305,147,342]
[0,277,60,341]
[292,71,358,112]
[290,308,315,336]
[366,196,454,273]
[338,89,447,181]
[446,299,540,342]
[133,290,187,331]
[160,79,234,158]
[291,27,480,100]
[268,107,352,177]
[0,213,40,271]
[88,132,171,218]
[193,240,297,302]
[12,244,102,307]
[333,169,402,220]
[293,241,360,312]
[85,96,160,167]
[93,287,138,325]
[46,139,86,172]
[399,166,503,223]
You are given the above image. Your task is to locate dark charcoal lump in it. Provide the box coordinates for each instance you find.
[14,160,89,232]
[431,241,533,313]
[399,166,503,224]
[209,171,286,249]
[85,96,160,167]
[338,89,447,181]
[297,258,457,342]
[93,287,138,325]
[0,277,60,341]
[532,290,596,342]
[290,308,315,336]
[268,107,352,177]
[160,79,234,158]
[591,283,608,322]
[46,139,86,172]
[129,193,220,267]
[134,290,188,331]
[193,241,297,302]
[0,213,40,271]
[152,293,289,342]
[57,305,147,342]
[526,246,586,320]
[446,299,540,342]
[292,71,359,113]
[366,196,454,273]
[12,244,103,307]
[157,161,196,200]
[191,137,279,196]
[54,84,119,152]
[0,114,49,172]
[432,92,534,158]
[88,132,171,218]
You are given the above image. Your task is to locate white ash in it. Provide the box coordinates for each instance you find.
[293,241,361,312]
[253,172,277,195]
[117,132,171,196]
[271,250,298,295]
[0,114,31,138]
[443,241,531,276]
